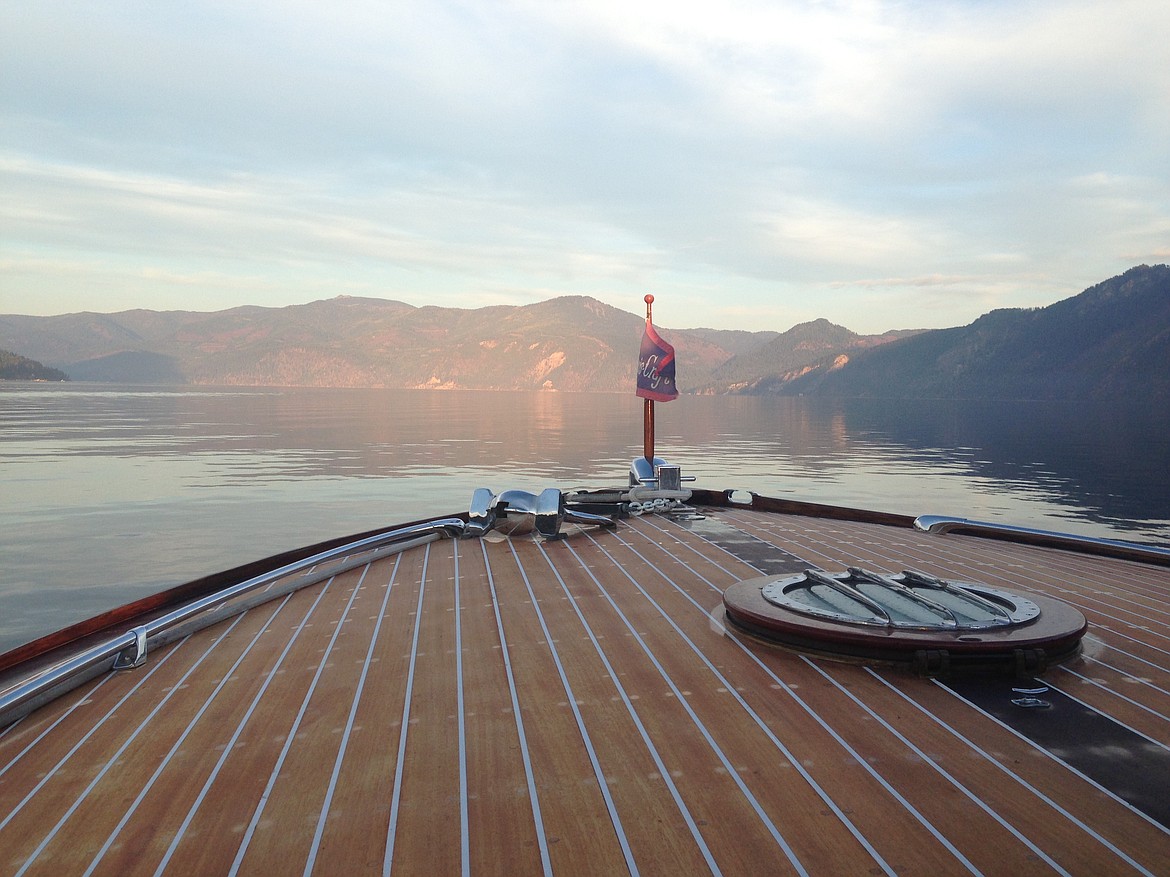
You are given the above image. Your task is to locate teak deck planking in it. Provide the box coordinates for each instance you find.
[2,508,1169,876]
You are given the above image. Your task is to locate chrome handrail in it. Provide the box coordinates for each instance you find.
[914,515,1170,565]
[0,517,466,728]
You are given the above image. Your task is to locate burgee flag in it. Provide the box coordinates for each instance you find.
[636,320,678,402]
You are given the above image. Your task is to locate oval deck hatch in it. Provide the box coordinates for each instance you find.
[762,567,1040,630]
[723,567,1087,674]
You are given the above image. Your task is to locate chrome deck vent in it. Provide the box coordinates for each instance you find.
[762,567,1041,631]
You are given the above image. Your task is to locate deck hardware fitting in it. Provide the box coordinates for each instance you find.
[112,625,148,670]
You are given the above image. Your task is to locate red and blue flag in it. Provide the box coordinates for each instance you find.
[636,320,678,402]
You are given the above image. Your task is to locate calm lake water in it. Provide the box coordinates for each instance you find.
[3,382,1169,653]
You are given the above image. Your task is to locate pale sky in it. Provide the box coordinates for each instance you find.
[2,1,1168,333]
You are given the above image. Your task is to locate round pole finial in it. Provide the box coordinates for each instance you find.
[644,294,654,305]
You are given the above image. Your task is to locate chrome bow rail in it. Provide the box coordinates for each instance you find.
[0,517,466,729]
[915,515,1170,566]
[1,484,625,729]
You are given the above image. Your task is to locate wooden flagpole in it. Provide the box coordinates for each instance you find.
[644,294,655,465]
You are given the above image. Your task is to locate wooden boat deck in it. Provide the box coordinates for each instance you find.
[2,507,1169,875]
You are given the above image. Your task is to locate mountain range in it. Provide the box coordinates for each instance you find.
[780,264,1170,402]
[1,264,1167,401]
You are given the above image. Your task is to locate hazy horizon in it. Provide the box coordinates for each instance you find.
[7,264,1167,339]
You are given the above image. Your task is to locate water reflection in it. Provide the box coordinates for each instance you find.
[2,383,1168,652]
[833,397,1170,535]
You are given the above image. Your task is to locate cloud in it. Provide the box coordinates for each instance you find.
[2,1,1168,332]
